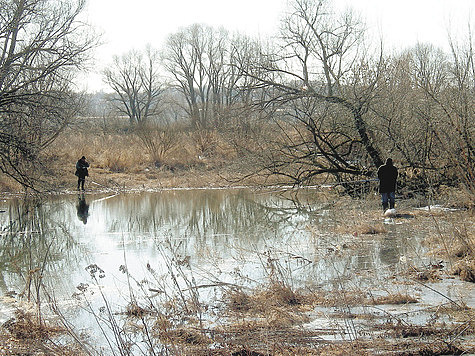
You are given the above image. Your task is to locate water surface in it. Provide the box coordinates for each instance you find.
[0,189,472,347]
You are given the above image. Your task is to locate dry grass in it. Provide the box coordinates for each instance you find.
[355,223,387,235]
[0,175,21,193]
[213,283,472,355]
[224,284,313,330]
[159,327,211,346]
[225,283,342,313]
[2,253,474,355]
[334,218,388,237]
[421,210,475,283]
[2,310,62,341]
[438,184,475,210]
[370,293,418,305]
[124,302,152,318]
[38,126,244,191]
[451,258,475,282]
[327,202,388,236]
[0,310,86,356]
[412,268,443,282]
[50,124,236,173]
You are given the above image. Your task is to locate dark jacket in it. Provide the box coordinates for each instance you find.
[377,161,398,193]
[75,159,89,179]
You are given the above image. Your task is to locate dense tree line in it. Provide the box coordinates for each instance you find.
[102,0,472,194]
[0,0,472,196]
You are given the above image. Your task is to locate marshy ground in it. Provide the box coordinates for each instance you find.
[0,185,473,355]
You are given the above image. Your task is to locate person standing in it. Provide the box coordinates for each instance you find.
[377,158,398,211]
[75,156,89,191]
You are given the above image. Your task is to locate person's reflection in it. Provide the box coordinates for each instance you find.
[379,236,400,266]
[77,193,89,224]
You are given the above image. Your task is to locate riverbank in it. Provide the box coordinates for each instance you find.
[0,163,249,196]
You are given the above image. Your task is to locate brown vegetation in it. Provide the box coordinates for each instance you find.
[370,293,418,305]
[424,211,475,284]
[0,310,85,356]
[1,0,474,353]
[452,259,475,283]
[40,121,241,192]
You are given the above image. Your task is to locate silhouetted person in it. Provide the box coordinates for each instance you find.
[77,193,89,224]
[377,158,398,211]
[75,156,89,191]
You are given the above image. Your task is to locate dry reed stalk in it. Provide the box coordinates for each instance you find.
[370,293,418,305]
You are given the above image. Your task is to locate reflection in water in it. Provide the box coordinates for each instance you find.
[0,190,431,296]
[0,189,446,348]
[0,198,86,303]
[76,193,89,224]
[379,236,401,266]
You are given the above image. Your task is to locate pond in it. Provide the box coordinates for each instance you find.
[0,188,473,352]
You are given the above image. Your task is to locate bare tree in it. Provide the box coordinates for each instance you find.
[445,30,475,192]
[368,48,441,169]
[359,34,474,198]
[0,0,96,188]
[162,24,258,130]
[103,47,163,126]
[406,38,474,193]
[235,0,384,186]
[162,24,207,128]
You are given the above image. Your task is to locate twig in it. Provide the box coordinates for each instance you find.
[412,278,463,309]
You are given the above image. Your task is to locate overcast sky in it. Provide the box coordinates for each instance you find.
[79,0,475,92]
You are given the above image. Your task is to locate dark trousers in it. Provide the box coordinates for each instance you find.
[77,177,85,190]
[381,192,395,210]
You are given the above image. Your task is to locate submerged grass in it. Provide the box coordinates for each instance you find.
[0,310,87,355]
[451,258,475,282]
[0,188,474,355]
[2,310,63,341]
[423,210,475,283]
[2,265,474,355]
[370,293,419,305]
